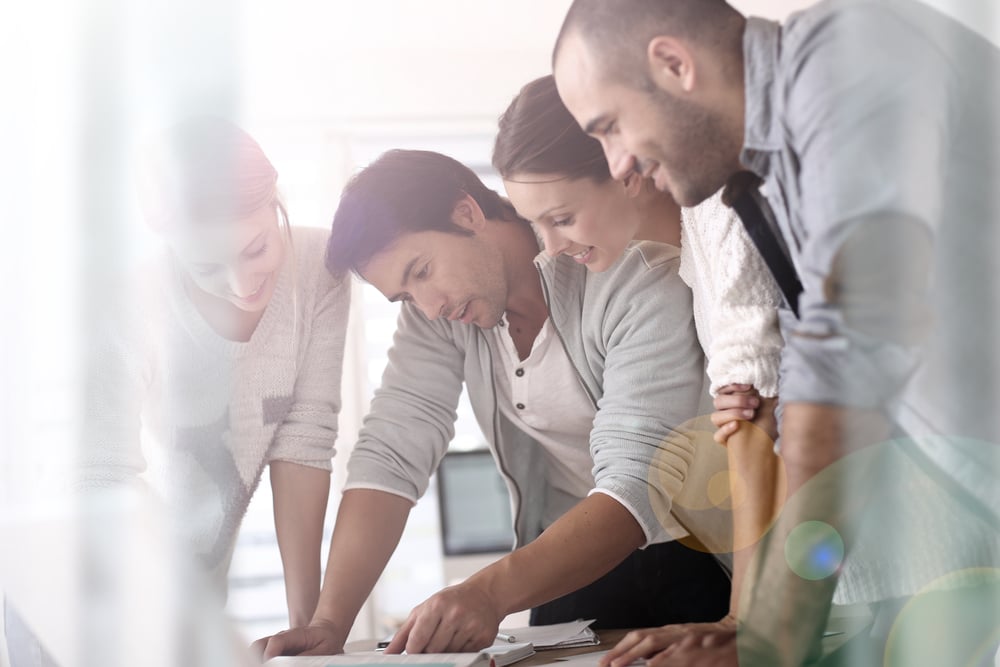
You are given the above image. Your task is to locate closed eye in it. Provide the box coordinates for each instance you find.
[552,217,574,227]
[246,243,269,259]
[415,263,429,279]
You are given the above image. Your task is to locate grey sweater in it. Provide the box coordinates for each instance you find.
[345,241,732,552]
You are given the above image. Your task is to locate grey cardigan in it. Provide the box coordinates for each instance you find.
[345,241,731,551]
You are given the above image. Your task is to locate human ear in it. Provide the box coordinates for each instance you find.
[451,193,487,232]
[646,36,696,94]
[623,170,643,198]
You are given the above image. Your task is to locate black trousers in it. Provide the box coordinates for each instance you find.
[529,539,731,629]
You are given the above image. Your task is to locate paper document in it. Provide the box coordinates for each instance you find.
[484,641,536,666]
[495,619,599,650]
[267,653,490,667]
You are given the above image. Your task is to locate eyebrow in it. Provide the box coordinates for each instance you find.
[387,256,421,303]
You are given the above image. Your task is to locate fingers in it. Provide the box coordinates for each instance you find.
[389,607,462,654]
[713,420,741,445]
[387,585,500,655]
[384,615,415,654]
[418,609,494,653]
[713,392,759,413]
[602,629,685,667]
[601,629,645,666]
[249,635,270,661]
[716,383,752,395]
[254,628,327,660]
[260,633,286,660]
[710,408,754,429]
[416,614,459,654]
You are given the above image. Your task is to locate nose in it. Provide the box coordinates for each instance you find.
[537,225,570,257]
[604,140,636,182]
[412,284,448,321]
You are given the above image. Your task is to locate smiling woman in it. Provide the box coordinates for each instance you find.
[138,118,293,341]
[73,118,351,644]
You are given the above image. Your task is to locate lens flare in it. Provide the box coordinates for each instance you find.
[784,521,845,581]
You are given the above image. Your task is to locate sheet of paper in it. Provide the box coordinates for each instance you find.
[268,653,488,667]
[496,619,597,649]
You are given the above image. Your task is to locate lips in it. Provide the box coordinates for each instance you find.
[235,276,269,304]
[448,300,470,322]
[569,247,593,264]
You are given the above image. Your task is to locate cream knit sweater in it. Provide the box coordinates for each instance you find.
[81,226,350,583]
[680,192,784,397]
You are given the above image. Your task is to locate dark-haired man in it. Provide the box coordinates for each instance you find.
[554,0,1000,665]
[254,149,735,659]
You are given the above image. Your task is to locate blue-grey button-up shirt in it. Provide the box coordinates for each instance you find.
[740,0,999,504]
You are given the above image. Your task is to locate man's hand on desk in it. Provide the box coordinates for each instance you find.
[599,616,737,667]
[250,619,346,661]
[645,629,738,667]
[385,581,503,654]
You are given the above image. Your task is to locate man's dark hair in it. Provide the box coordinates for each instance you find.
[493,74,611,183]
[326,149,518,276]
[553,0,740,84]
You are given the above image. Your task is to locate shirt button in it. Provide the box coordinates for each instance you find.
[515,368,524,377]
[516,403,525,410]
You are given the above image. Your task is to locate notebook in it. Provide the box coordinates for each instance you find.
[484,641,536,666]
[267,654,490,667]
[267,641,535,667]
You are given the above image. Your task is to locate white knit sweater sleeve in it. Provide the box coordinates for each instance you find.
[680,192,784,397]
[79,279,156,488]
[267,227,351,470]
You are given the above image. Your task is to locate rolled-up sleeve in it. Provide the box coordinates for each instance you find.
[587,250,710,545]
[778,3,951,410]
[344,303,465,503]
[269,274,351,470]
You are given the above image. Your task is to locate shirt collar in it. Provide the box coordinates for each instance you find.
[740,16,783,178]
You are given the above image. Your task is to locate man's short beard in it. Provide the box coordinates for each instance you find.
[644,79,738,206]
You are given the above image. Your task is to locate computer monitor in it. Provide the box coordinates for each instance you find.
[436,449,515,556]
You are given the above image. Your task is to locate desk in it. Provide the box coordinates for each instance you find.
[345,612,871,666]
[343,632,628,666]
[517,629,628,667]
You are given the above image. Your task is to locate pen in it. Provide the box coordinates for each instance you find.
[496,633,517,643]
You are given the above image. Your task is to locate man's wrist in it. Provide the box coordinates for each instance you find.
[464,565,511,617]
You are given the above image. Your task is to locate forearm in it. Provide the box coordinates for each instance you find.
[724,421,784,616]
[465,493,645,616]
[311,489,412,633]
[271,461,331,626]
[738,402,889,666]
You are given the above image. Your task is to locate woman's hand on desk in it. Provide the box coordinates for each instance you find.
[384,582,502,654]
[599,616,737,667]
[250,619,346,661]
